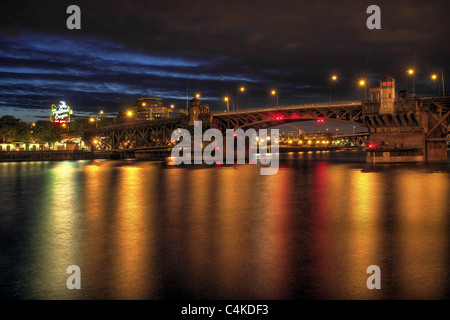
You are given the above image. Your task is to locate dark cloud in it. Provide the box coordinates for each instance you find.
[0,0,449,123]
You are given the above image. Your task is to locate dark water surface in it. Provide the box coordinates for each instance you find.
[1,150,450,300]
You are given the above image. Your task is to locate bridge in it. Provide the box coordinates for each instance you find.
[79,95,450,163]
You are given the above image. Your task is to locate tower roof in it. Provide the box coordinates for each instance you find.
[381,74,395,81]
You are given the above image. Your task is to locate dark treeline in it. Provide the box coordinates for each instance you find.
[0,114,129,144]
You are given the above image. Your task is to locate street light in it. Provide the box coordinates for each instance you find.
[224,97,229,113]
[407,68,415,96]
[195,93,200,98]
[359,80,367,100]
[330,75,337,104]
[236,87,245,111]
[271,90,278,106]
[170,104,174,109]
[431,74,439,95]
[90,117,97,128]
[99,110,104,115]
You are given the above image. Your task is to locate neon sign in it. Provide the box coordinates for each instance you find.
[51,101,73,123]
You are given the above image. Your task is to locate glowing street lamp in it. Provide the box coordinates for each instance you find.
[224,96,229,113]
[99,110,104,115]
[407,68,416,96]
[431,73,440,95]
[90,117,98,127]
[195,93,201,99]
[236,87,245,111]
[359,80,367,100]
[330,75,337,104]
[170,104,175,109]
[127,111,133,117]
[271,90,278,106]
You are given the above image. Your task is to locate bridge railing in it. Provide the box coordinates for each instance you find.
[212,100,363,116]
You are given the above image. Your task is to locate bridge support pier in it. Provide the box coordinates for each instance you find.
[366,132,448,164]
[425,140,448,163]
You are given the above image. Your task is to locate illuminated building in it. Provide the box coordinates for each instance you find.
[135,97,170,120]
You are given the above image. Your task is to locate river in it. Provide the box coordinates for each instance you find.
[1,150,449,299]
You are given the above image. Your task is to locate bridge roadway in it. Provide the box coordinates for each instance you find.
[78,96,450,160]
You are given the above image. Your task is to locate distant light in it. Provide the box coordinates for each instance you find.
[127,111,132,116]
[331,75,337,81]
[240,87,245,92]
[271,90,277,95]
[317,118,324,123]
[99,110,104,114]
[90,118,95,122]
[195,93,200,98]
[170,104,174,108]
[408,69,414,75]
[431,74,437,80]
[359,80,365,86]
[224,97,229,101]
[142,102,146,107]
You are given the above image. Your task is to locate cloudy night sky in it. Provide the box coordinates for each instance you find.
[1,0,449,127]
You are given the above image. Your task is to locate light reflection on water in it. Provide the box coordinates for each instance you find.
[0,151,449,300]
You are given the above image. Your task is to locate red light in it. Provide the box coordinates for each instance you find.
[368,143,377,149]
[317,119,324,123]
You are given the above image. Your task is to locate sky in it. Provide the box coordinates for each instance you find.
[1,0,449,131]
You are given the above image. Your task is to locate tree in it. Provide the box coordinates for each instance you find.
[31,121,62,144]
[0,115,31,143]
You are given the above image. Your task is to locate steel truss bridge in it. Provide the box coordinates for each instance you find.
[80,97,450,153]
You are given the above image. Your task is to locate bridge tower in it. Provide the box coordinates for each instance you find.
[189,97,210,125]
[379,74,395,114]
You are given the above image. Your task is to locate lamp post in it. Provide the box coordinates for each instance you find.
[271,90,278,106]
[408,69,415,96]
[224,97,229,113]
[330,75,337,105]
[431,74,439,95]
[236,87,245,111]
[90,117,97,128]
[359,80,367,100]
[126,111,133,122]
